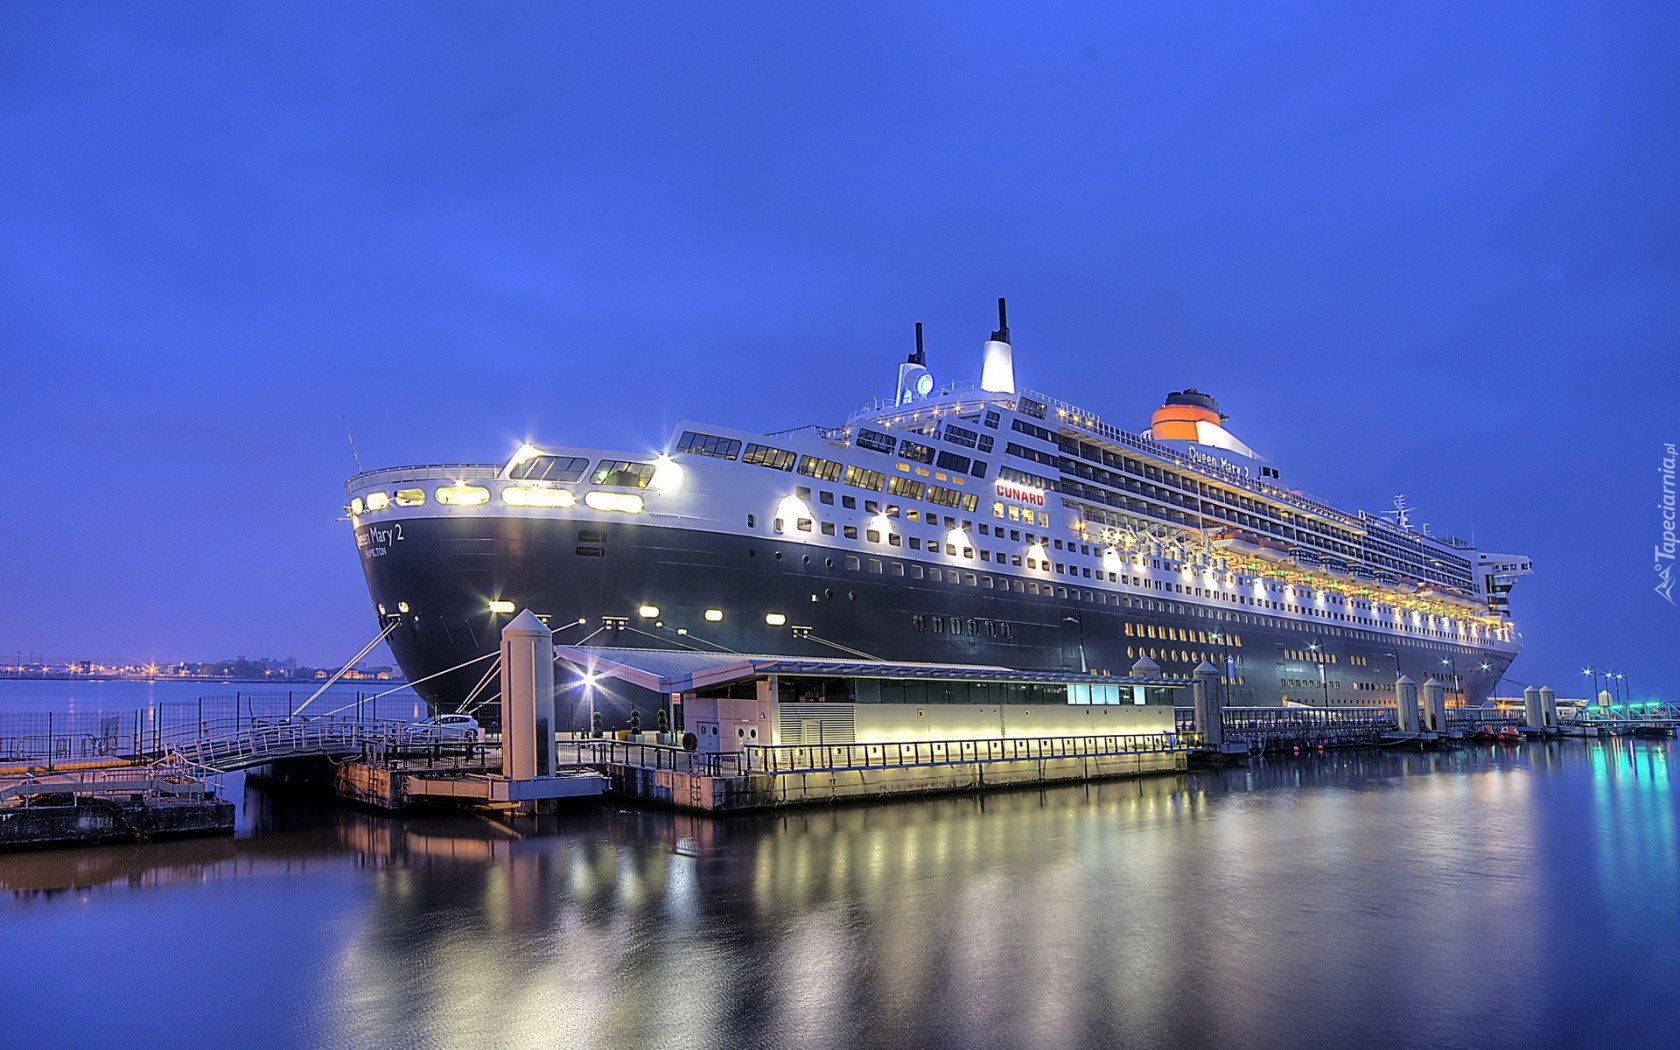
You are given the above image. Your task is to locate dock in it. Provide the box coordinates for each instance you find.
[0,761,233,851]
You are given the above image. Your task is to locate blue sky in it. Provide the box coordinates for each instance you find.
[3,2,1676,697]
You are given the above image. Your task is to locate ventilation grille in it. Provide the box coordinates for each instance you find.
[777,704,856,745]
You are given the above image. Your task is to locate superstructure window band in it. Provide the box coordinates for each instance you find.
[508,455,590,483]
[677,432,743,459]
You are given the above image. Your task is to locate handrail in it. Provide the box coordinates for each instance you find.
[345,463,503,492]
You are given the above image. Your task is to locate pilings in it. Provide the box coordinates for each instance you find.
[1540,686,1558,728]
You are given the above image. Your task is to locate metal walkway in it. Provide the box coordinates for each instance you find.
[151,716,482,772]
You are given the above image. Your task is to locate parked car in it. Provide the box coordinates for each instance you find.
[408,714,480,743]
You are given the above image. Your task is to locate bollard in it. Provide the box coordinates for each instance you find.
[1192,660,1223,747]
[1539,686,1558,728]
[1523,686,1543,730]
[501,609,556,780]
[1394,674,1420,734]
[1421,677,1448,735]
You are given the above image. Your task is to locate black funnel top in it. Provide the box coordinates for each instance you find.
[909,321,926,365]
[991,297,1010,344]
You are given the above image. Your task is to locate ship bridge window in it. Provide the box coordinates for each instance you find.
[394,488,426,507]
[936,451,972,475]
[798,456,844,482]
[742,443,797,471]
[677,432,742,459]
[365,491,390,511]
[856,429,897,455]
[900,441,935,465]
[508,455,590,483]
[943,424,979,449]
[590,461,657,488]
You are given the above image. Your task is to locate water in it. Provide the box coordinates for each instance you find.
[0,677,426,718]
[3,683,1677,1049]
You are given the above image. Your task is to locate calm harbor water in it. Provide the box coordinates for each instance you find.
[3,682,1677,1049]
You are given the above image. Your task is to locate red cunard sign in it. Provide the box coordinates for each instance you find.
[994,481,1045,506]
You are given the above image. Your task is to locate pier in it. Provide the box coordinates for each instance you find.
[0,615,1649,842]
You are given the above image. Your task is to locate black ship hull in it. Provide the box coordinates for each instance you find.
[357,516,1515,726]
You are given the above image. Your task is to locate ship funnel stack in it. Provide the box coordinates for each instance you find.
[980,297,1016,394]
[897,321,936,405]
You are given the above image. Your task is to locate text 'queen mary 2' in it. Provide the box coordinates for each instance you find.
[345,300,1529,721]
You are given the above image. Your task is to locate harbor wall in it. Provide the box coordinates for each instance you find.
[0,798,234,851]
[602,749,1187,813]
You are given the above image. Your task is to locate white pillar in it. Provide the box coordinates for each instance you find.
[1193,660,1223,746]
[1539,686,1558,728]
[1394,674,1420,734]
[1523,686,1544,730]
[501,609,555,780]
[1421,677,1448,734]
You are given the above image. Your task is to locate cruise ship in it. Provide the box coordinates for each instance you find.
[345,301,1529,723]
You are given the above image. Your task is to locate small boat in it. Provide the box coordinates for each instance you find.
[1496,725,1522,744]
[1472,724,1500,742]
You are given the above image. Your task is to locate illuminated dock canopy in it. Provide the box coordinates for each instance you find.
[554,646,1188,695]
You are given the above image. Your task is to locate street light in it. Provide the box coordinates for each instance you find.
[1061,617,1087,674]
[1210,630,1231,687]
[1309,642,1329,706]
[1439,657,1461,700]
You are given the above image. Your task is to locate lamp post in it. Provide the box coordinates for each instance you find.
[1439,657,1460,701]
[1309,642,1329,706]
[1061,617,1087,674]
[1583,666,1602,702]
[1383,651,1400,682]
[1210,631,1231,688]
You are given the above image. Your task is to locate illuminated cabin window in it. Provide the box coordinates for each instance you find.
[394,488,426,507]
[741,443,797,471]
[437,484,490,506]
[796,518,813,532]
[900,441,934,465]
[365,491,391,511]
[503,486,576,508]
[349,497,365,515]
[590,461,656,488]
[676,431,742,459]
[844,465,885,492]
[508,455,590,483]
[584,491,644,513]
[798,456,843,482]
[887,476,925,501]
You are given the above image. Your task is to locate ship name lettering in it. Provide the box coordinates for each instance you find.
[994,481,1045,506]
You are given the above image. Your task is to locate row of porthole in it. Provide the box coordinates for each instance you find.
[1125,646,1247,668]
[350,485,644,515]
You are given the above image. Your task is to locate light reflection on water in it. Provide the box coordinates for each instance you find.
[3,741,1677,1049]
